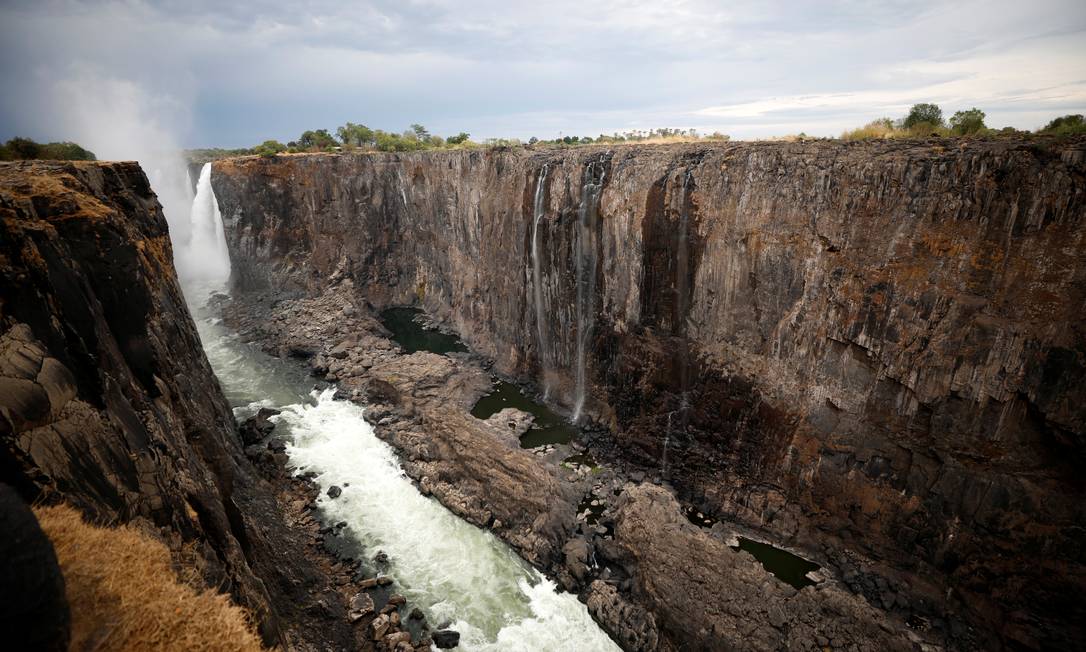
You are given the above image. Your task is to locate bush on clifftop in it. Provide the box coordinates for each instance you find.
[0,137,96,161]
[1040,114,1086,136]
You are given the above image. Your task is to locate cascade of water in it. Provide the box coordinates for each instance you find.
[661,411,673,477]
[531,164,551,398]
[677,171,695,416]
[571,156,607,422]
[178,162,231,289]
[670,171,695,474]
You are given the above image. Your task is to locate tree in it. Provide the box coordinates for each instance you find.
[902,103,944,129]
[298,129,337,150]
[1040,114,1086,135]
[0,137,96,161]
[4,137,41,159]
[337,122,374,147]
[446,132,470,145]
[949,108,986,135]
[410,124,430,141]
[253,140,287,158]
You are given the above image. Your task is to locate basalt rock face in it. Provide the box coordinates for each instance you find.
[0,161,288,645]
[213,138,1086,649]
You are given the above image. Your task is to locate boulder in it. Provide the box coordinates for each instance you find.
[348,592,374,622]
[239,407,281,445]
[371,614,390,640]
[327,485,342,499]
[432,629,460,649]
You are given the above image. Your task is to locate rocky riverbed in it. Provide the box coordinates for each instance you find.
[217,279,928,651]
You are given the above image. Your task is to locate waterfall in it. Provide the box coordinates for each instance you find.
[177,162,231,290]
[572,156,607,422]
[661,411,673,477]
[666,170,695,476]
[531,165,552,398]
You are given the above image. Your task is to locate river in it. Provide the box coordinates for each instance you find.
[188,291,620,651]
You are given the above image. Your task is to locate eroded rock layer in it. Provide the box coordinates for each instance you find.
[0,161,361,649]
[212,139,1086,650]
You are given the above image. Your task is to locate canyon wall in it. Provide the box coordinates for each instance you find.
[213,138,1086,649]
[0,161,351,647]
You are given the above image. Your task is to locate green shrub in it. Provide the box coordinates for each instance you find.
[903,103,944,129]
[950,108,986,135]
[0,137,96,161]
[1039,114,1086,136]
[297,129,337,150]
[253,140,287,158]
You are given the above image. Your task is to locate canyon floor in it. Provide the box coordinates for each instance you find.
[216,278,954,652]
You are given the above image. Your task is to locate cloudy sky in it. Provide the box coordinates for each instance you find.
[1,0,1084,151]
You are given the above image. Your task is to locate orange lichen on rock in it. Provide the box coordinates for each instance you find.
[35,504,265,652]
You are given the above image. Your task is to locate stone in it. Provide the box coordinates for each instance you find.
[432,630,460,649]
[371,614,390,640]
[348,592,374,622]
[385,631,412,647]
[359,576,394,589]
[238,407,281,445]
[327,485,342,499]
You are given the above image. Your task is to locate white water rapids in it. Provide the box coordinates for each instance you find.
[175,167,620,652]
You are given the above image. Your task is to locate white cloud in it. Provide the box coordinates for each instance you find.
[1,0,1083,145]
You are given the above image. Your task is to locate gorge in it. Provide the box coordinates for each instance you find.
[2,136,1084,652]
[209,137,1086,651]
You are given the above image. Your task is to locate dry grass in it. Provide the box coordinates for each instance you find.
[841,118,953,141]
[35,505,266,652]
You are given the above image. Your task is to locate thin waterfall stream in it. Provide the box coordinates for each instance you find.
[572,156,607,422]
[531,164,551,398]
[180,169,620,652]
[663,170,695,479]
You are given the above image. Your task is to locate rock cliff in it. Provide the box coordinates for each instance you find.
[0,161,359,649]
[212,138,1086,650]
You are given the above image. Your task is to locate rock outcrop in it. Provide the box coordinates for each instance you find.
[598,484,912,651]
[0,161,361,649]
[212,138,1086,650]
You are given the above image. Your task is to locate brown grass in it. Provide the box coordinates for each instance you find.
[35,505,266,652]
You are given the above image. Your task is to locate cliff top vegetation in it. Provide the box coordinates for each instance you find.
[184,109,1086,164]
[841,105,1086,141]
[0,137,96,161]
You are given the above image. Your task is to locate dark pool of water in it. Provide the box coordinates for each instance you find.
[733,537,819,589]
[471,380,578,448]
[563,453,597,468]
[682,505,717,529]
[379,307,467,355]
[577,495,605,526]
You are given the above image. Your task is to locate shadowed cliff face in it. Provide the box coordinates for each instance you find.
[0,161,283,643]
[213,138,1086,649]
